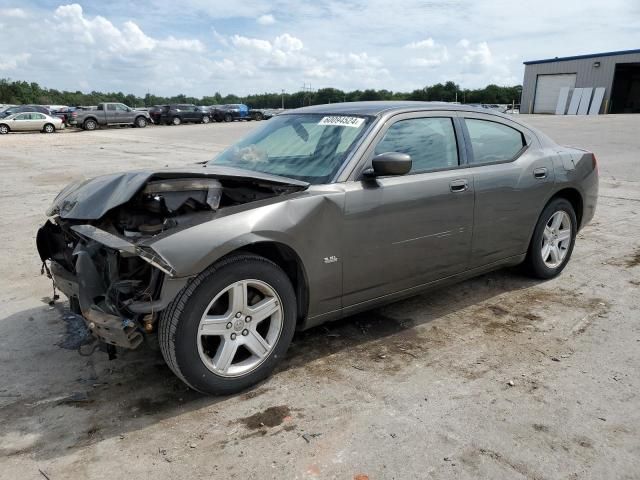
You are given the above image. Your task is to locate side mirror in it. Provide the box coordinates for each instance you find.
[363,152,412,178]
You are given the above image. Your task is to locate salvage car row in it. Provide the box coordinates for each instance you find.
[0,102,276,134]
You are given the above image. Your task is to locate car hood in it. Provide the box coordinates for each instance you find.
[47,165,309,220]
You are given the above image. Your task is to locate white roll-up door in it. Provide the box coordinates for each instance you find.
[533,74,577,113]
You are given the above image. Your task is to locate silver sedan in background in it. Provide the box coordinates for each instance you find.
[0,112,65,134]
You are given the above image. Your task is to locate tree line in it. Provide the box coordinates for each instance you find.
[0,78,522,109]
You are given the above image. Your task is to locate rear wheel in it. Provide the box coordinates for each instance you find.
[0,124,9,134]
[135,116,147,128]
[254,112,264,121]
[43,123,55,134]
[224,113,233,123]
[172,116,182,126]
[159,254,297,395]
[523,198,577,279]
[83,119,97,131]
[202,115,210,124]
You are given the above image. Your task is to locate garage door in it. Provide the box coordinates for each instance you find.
[533,74,577,113]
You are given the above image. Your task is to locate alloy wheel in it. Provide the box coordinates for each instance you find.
[197,279,283,377]
[541,211,572,268]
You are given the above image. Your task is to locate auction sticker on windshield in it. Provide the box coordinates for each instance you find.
[318,116,365,128]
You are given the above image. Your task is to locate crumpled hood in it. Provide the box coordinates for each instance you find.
[47,165,309,220]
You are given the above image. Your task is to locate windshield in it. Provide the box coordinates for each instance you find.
[207,113,372,184]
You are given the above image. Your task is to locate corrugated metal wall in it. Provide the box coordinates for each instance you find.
[520,52,640,114]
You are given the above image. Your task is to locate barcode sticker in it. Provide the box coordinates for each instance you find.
[318,116,365,128]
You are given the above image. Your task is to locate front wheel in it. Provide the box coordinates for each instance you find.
[523,198,577,279]
[0,124,9,134]
[159,254,297,395]
[224,113,233,123]
[202,115,210,124]
[172,116,182,126]
[135,116,147,128]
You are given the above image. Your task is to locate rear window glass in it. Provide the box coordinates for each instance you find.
[465,119,525,164]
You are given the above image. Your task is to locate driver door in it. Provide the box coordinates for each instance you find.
[342,112,475,308]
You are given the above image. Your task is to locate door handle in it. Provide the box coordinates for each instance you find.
[450,179,469,192]
[533,167,548,179]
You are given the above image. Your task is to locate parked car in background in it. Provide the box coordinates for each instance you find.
[159,104,211,125]
[49,106,77,126]
[0,105,51,119]
[211,104,249,122]
[249,108,272,121]
[0,112,64,134]
[36,102,598,394]
[71,102,150,130]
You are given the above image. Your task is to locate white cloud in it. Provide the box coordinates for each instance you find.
[0,53,30,71]
[0,8,27,18]
[231,34,273,52]
[257,14,276,25]
[404,38,449,68]
[460,41,493,66]
[405,38,436,49]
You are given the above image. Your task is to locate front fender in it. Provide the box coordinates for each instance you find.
[148,189,345,317]
[149,189,344,316]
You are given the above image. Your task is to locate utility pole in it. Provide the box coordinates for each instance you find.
[281,89,284,110]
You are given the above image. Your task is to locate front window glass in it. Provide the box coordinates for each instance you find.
[208,113,372,184]
[375,117,459,172]
[116,104,128,111]
[107,104,116,111]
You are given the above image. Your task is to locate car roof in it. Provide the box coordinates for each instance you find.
[287,101,509,118]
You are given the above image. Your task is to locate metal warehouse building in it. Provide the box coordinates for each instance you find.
[520,49,640,114]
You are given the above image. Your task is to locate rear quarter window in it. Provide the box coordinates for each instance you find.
[465,119,525,164]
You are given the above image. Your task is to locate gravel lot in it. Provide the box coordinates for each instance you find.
[1,116,639,479]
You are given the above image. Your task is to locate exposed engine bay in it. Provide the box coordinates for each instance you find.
[37,169,308,352]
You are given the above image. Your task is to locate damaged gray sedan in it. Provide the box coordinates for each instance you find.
[37,102,598,394]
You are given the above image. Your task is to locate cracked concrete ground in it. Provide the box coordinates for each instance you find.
[0,115,638,479]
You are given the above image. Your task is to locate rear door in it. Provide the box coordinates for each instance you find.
[460,113,555,267]
[342,112,474,307]
[105,103,118,123]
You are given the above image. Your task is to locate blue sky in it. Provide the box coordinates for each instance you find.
[0,1,639,97]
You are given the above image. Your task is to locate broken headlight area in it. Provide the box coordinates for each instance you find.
[37,220,167,350]
[37,175,305,351]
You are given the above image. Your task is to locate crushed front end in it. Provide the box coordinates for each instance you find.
[36,168,307,354]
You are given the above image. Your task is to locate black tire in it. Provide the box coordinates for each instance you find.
[202,115,210,124]
[83,118,97,131]
[254,112,264,121]
[43,123,55,134]
[523,198,577,279]
[224,113,233,123]
[135,116,147,128]
[172,116,182,126]
[159,254,297,395]
[0,124,9,134]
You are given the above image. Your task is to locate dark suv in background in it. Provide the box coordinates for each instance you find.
[154,104,211,125]
[0,105,51,119]
[210,104,249,122]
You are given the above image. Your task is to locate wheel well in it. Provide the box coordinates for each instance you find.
[550,188,584,228]
[0,123,10,131]
[84,117,97,124]
[232,242,309,323]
